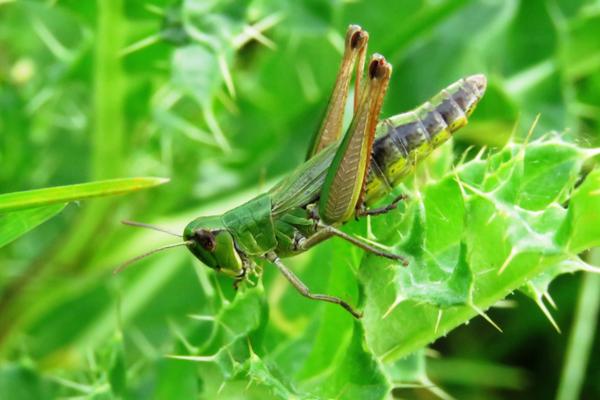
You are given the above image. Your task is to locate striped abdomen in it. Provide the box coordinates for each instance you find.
[364,74,486,204]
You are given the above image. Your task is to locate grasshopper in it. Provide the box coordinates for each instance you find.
[119,25,486,318]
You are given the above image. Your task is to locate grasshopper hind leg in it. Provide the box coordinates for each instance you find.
[306,25,368,160]
[318,55,392,225]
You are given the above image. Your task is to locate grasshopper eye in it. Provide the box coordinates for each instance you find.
[194,229,216,252]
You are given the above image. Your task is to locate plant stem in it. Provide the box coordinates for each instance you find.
[52,0,125,268]
[556,265,600,400]
[94,0,124,178]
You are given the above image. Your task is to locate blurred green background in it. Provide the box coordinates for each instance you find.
[1,0,599,399]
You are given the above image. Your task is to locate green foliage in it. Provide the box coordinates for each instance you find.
[1,0,600,399]
[0,204,65,248]
[0,178,167,249]
[360,137,600,361]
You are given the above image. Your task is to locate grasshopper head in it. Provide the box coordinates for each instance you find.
[183,216,244,277]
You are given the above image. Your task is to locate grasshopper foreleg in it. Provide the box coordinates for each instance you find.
[265,252,362,318]
[232,258,261,290]
[233,265,249,290]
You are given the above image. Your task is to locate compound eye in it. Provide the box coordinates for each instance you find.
[194,229,216,252]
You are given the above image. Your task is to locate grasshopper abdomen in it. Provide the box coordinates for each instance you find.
[365,75,486,203]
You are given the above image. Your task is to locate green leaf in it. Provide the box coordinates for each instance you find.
[243,349,302,399]
[559,168,600,253]
[0,204,66,248]
[384,350,427,384]
[107,335,127,398]
[172,45,222,108]
[519,141,582,209]
[320,322,390,400]
[295,242,356,382]
[360,137,598,362]
[0,364,57,400]
[153,359,198,400]
[0,177,169,213]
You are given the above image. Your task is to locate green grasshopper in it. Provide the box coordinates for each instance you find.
[119,25,486,318]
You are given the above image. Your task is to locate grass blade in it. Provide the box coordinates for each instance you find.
[0,177,169,213]
[0,204,66,248]
[556,269,600,400]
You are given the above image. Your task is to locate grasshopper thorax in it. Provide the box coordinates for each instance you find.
[183,216,244,277]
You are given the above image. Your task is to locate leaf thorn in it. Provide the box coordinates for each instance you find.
[471,304,503,333]
[165,354,216,362]
[543,291,558,310]
[382,295,405,319]
[434,309,443,334]
[498,249,517,275]
[534,295,561,333]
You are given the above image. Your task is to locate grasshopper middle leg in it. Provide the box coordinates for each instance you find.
[357,193,409,217]
[295,221,408,266]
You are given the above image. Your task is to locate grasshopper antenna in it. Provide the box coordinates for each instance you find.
[113,241,193,275]
[122,220,182,237]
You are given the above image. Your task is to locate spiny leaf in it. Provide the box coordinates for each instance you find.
[360,136,599,361]
[558,168,600,253]
[319,322,390,400]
